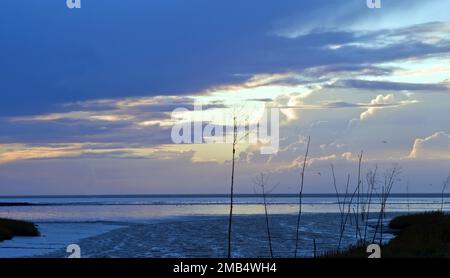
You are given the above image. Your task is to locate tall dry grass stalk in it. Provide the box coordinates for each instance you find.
[406,179,410,214]
[372,166,401,244]
[355,151,363,242]
[337,177,358,250]
[333,153,366,250]
[441,176,450,211]
[294,136,310,258]
[227,116,238,258]
[331,164,344,234]
[363,166,377,242]
[313,239,317,258]
[254,173,275,258]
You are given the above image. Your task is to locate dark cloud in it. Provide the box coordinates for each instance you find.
[0,117,171,145]
[245,98,274,102]
[330,79,450,91]
[324,101,360,108]
[2,1,450,117]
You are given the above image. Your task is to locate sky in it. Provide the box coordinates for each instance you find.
[0,0,449,195]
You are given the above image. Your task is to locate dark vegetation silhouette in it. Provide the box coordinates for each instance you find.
[227,116,238,258]
[223,124,449,257]
[294,136,310,258]
[441,176,450,211]
[0,218,39,242]
[253,173,278,258]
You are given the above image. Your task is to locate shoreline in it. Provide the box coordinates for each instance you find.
[0,218,40,242]
[0,202,34,207]
[2,211,446,258]
[0,221,124,258]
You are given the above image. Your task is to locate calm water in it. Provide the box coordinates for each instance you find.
[0,194,449,222]
[0,194,448,257]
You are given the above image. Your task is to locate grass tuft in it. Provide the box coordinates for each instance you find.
[0,218,40,241]
[322,211,450,258]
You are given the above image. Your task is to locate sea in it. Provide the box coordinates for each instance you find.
[0,194,448,258]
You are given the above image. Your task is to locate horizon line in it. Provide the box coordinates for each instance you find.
[1,193,450,198]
